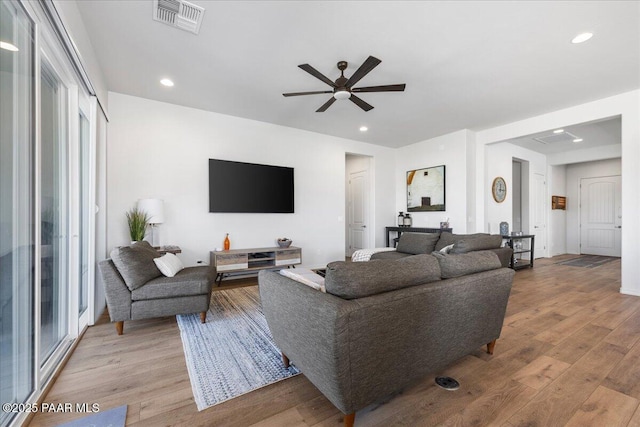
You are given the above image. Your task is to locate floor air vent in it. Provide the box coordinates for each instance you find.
[153,0,205,34]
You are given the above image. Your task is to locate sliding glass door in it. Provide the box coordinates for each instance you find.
[1,2,98,425]
[0,1,35,425]
[39,60,70,367]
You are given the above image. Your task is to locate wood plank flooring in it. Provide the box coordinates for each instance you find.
[28,255,640,427]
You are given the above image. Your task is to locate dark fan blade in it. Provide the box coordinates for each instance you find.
[345,56,381,88]
[299,64,337,88]
[349,95,374,112]
[352,84,406,93]
[316,97,336,112]
[283,90,334,97]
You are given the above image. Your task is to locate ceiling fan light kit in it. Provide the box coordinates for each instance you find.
[283,56,406,112]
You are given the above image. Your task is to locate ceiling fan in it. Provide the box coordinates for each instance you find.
[283,56,406,112]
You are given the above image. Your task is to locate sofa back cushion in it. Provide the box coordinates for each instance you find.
[325,254,441,299]
[435,232,483,251]
[396,232,440,254]
[433,250,502,278]
[110,242,162,291]
[449,235,503,254]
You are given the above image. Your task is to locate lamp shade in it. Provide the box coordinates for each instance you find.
[137,199,164,224]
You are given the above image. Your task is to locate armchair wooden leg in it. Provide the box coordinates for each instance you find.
[344,412,355,427]
[200,312,207,323]
[115,321,124,336]
[282,352,290,368]
[487,339,497,355]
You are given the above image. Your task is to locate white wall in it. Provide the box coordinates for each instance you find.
[549,165,567,256]
[484,142,547,237]
[565,158,622,254]
[107,93,395,269]
[395,130,469,233]
[475,90,640,296]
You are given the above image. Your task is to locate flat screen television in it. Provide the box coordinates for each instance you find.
[209,159,294,213]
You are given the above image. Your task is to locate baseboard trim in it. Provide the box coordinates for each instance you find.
[620,287,640,297]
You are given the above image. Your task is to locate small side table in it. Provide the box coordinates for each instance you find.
[155,246,182,255]
[501,235,534,270]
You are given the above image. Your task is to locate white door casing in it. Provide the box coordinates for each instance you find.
[532,173,547,258]
[580,176,622,257]
[347,170,370,256]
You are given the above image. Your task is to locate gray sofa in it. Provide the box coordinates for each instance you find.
[259,250,514,426]
[372,231,513,268]
[98,241,215,335]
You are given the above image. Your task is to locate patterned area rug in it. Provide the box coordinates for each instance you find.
[176,286,299,411]
[557,255,618,268]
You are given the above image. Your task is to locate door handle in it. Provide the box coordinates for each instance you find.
[362,225,367,228]
[616,226,622,229]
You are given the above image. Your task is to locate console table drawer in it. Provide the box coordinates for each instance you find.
[215,253,248,271]
[275,248,301,266]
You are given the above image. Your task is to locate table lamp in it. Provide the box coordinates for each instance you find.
[137,198,164,246]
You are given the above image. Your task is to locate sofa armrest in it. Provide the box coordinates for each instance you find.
[258,270,357,413]
[98,259,132,322]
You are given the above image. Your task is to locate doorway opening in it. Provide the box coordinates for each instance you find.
[345,154,373,257]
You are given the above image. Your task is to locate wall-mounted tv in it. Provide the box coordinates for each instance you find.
[209,159,294,213]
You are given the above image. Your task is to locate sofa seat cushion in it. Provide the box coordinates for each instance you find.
[449,235,503,254]
[131,266,212,300]
[369,251,411,261]
[396,232,440,254]
[433,250,502,278]
[110,243,162,291]
[325,254,441,299]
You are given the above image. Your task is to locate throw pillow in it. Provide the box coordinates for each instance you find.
[439,243,455,254]
[153,253,185,277]
[432,250,502,279]
[280,268,326,292]
[324,254,441,299]
[110,244,162,291]
[449,235,503,254]
[396,232,440,254]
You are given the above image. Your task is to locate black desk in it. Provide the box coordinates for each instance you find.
[385,226,452,247]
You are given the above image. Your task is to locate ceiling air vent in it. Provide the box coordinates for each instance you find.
[153,0,205,35]
[533,131,580,145]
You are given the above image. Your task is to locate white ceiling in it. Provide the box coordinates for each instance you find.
[76,1,639,148]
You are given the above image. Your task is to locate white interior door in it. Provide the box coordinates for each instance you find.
[580,176,621,256]
[532,173,547,258]
[347,170,369,256]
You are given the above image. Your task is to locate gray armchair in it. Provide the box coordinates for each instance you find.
[98,242,214,335]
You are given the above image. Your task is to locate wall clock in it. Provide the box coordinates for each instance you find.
[492,177,507,203]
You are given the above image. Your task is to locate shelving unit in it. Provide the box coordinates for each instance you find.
[502,235,535,270]
[210,246,301,284]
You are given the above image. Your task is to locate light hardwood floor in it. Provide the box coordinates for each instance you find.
[28,255,640,427]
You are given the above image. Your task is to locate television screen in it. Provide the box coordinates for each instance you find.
[209,159,294,213]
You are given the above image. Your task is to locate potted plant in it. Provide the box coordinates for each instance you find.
[126,207,150,242]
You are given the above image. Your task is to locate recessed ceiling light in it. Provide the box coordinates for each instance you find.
[0,41,19,52]
[553,129,564,134]
[573,138,583,143]
[160,78,174,87]
[359,126,368,132]
[571,32,593,44]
